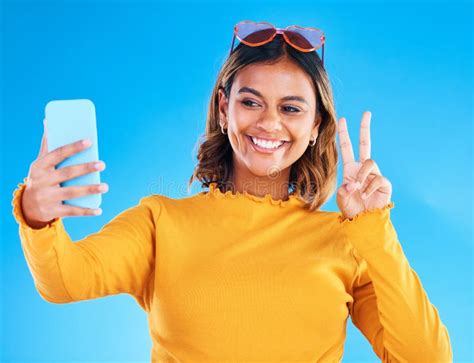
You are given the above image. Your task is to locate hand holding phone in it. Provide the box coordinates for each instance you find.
[20,100,108,228]
[44,99,103,209]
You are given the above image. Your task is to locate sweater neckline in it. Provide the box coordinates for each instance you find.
[203,182,304,207]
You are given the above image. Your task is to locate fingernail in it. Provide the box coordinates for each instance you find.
[355,182,362,189]
[361,193,368,199]
[82,139,92,146]
[98,183,108,192]
[345,182,355,192]
[94,161,105,170]
[94,208,102,215]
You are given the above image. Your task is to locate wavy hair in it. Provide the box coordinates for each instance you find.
[187,34,338,212]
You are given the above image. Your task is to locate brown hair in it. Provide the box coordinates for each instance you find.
[187,34,338,211]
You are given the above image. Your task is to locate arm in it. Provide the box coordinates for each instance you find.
[11,177,159,312]
[339,202,453,362]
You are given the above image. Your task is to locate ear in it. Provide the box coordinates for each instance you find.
[312,113,322,139]
[217,88,228,128]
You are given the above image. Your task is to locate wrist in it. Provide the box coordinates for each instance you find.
[20,193,51,230]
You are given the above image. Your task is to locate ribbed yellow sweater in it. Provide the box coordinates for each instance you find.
[11,177,452,362]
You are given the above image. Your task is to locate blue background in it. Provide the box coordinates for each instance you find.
[1,0,472,361]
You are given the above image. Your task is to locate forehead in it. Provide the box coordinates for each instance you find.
[232,59,316,104]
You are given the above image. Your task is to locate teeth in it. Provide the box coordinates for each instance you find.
[251,136,284,149]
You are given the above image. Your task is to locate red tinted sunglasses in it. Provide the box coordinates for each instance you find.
[229,20,326,66]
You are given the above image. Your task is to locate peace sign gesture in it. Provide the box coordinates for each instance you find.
[336,111,393,220]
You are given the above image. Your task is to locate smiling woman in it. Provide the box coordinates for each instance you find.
[188,31,338,210]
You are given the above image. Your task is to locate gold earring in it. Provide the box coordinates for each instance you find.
[220,120,227,135]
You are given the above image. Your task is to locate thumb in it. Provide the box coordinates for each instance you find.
[339,181,357,199]
[38,118,48,157]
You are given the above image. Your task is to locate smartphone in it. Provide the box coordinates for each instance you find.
[45,99,102,210]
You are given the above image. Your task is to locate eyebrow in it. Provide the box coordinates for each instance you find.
[237,86,309,106]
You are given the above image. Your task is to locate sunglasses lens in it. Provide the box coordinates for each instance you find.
[285,27,325,50]
[236,21,275,44]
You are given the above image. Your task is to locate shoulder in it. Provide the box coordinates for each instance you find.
[138,191,207,215]
[300,208,345,227]
[288,207,348,242]
[303,208,353,248]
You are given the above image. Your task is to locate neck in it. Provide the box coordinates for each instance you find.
[230,161,291,201]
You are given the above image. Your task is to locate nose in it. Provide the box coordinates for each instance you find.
[256,110,283,132]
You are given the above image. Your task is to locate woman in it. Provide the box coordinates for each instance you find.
[12,20,452,362]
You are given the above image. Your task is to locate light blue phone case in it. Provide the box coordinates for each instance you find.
[45,99,101,210]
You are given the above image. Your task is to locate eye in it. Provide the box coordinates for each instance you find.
[282,105,301,113]
[240,99,301,114]
[241,100,259,108]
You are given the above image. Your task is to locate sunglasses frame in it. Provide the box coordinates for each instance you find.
[229,20,325,66]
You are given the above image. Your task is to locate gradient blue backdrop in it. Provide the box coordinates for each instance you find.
[1,0,472,361]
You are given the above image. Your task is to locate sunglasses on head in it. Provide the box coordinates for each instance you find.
[229,20,326,66]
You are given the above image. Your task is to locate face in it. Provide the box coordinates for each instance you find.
[218,57,321,184]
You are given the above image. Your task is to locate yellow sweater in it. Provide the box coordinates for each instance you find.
[11,177,452,362]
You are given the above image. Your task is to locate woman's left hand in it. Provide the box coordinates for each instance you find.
[336,111,393,220]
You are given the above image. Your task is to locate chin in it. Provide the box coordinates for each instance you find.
[246,162,288,178]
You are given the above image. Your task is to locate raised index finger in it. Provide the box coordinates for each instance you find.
[359,111,371,162]
[337,117,355,166]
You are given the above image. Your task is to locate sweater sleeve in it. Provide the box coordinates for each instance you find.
[338,202,453,362]
[11,177,159,312]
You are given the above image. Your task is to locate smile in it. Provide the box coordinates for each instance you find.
[246,135,289,154]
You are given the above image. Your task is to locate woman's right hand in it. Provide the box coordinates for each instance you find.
[21,118,109,229]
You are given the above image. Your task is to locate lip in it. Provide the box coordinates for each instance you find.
[249,135,289,143]
[246,135,288,154]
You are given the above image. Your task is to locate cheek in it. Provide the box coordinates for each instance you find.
[286,126,308,145]
[284,128,314,158]
[289,138,310,156]
[228,108,256,139]
[232,105,257,125]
